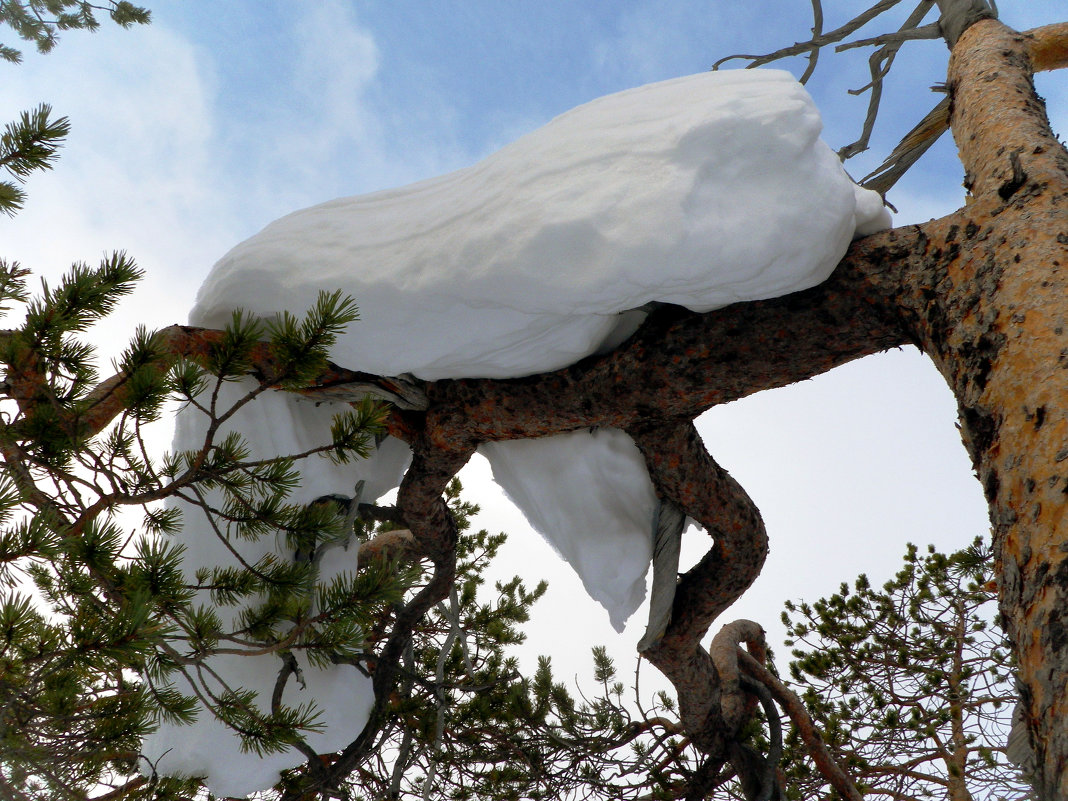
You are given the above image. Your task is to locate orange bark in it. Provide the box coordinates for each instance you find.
[1029,21,1068,72]
[943,20,1068,800]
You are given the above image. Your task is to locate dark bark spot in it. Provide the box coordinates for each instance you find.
[964,221,980,240]
[1057,233,1068,245]
[1034,406,1046,429]
[1025,478,1036,493]
[997,151,1027,200]
[1037,564,1068,669]
[1055,558,1068,588]
[958,332,1004,391]
[971,355,993,390]
[1044,604,1068,656]
[982,467,1000,503]
[1022,561,1052,608]
[962,406,999,460]
[946,224,960,243]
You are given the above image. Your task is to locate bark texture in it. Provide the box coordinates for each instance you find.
[942,21,1068,800]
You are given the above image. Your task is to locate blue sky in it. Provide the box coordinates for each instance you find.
[2,1,1066,681]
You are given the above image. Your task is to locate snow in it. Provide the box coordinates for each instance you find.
[480,429,659,632]
[147,68,890,795]
[140,380,391,796]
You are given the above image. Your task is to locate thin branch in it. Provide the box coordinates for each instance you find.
[860,96,950,193]
[838,0,938,160]
[711,0,907,71]
[799,0,825,84]
[836,21,942,50]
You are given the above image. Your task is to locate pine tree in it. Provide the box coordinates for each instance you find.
[0,261,406,799]
[778,541,1028,801]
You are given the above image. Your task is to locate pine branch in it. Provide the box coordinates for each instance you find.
[0,104,69,215]
[0,1,150,61]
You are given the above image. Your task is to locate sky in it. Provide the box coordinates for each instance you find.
[2,0,1067,697]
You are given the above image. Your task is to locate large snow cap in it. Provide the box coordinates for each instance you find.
[194,68,888,380]
[154,69,889,796]
[189,67,887,636]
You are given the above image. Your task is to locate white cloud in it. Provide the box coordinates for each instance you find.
[293,0,380,133]
[265,1,387,202]
[0,22,233,353]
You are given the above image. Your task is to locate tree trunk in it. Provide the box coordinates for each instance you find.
[930,21,1068,800]
[947,598,975,801]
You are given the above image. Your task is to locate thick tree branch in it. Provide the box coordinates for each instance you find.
[623,422,768,761]
[320,438,472,795]
[950,20,1068,198]
[1029,22,1068,72]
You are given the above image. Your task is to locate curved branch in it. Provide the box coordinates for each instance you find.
[632,427,768,653]
[618,422,769,760]
[738,651,863,801]
[314,439,472,796]
[710,621,768,732]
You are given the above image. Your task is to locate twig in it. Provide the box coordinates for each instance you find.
[799,0,825,84]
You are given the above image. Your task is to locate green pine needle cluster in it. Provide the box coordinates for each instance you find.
[0,256,402,799]
[0,1,149,62]
[0,104,69,216]
[1,1,149,216]
[777,539,1028,801]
